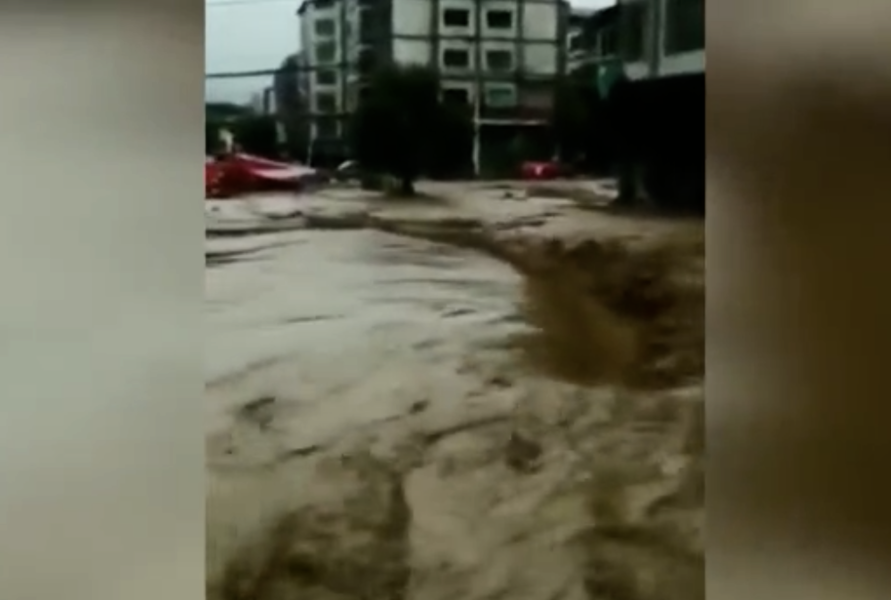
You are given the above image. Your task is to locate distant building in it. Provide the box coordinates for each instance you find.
[296,0,570,169]
[249,87,276,114]
[273,53,310,155]
[566,7,596,73]
[297,0,343,150]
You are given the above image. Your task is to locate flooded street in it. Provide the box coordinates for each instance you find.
[206,188,704,600]
[206,228,523,454]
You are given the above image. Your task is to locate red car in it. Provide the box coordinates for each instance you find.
[205,153,318,198]
[520,160,564,180]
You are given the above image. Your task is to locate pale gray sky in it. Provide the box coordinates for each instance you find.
[205,0,614,102]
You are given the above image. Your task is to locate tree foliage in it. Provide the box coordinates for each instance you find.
[232,115,280,158]
[348,65,472,195]
[205,102,251,121]
[206,120,222,155]
[550,71,619,174]
[205,101,282,159]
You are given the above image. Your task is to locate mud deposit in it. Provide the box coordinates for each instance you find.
[206,209,703,600]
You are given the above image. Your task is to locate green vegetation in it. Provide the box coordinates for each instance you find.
[550,65,628,176]
[232,115,280,158]
[205,102,251,120]
[205,103,281,159]
[348,65,472,196]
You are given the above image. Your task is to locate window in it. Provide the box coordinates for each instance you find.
[443,87,470,105]
[315,69,337,85]
[314,18,335,36]
[315,92,338,113]
[442,8,470,27]
[485,49,513,71]
[484,84,517,108]
[315,41,337,62]
[442,48,470,68]
[485,10,513,29]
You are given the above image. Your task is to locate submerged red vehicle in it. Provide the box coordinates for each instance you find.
[205,153,318,198]
[520,160,566,180]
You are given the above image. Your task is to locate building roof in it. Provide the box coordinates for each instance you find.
[297,0,337,16]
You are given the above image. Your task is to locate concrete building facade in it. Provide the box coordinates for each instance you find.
[612,0,705,211]
[617,0,704,81]
[566,4,620,95]
[297,0,569,164]
[566,7,595,74]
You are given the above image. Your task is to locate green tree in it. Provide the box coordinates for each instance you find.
[232,115,280,159]
[348,65,467,195]
[551,75,588,164]
[427,103,474,179]
[551,70,622,174]
[206,120,220,155]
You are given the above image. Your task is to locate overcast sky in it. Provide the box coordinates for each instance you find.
[205,0,615,102]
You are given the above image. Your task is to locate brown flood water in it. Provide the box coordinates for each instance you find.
[206,222,703,600]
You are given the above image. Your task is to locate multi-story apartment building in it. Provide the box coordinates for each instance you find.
[298,0,345,150]
[612,0,704,211]
[566,4,620,96]
[566,7,595,73]
[618,0,704,80]
[297,0,568,168]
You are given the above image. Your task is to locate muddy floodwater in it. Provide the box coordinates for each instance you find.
[206,229,524,454]
[206,193,704,600]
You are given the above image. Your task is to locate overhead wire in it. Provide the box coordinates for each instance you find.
[205,0,302,78]
[207,0,296,8]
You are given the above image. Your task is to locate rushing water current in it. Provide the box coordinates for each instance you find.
[206,228,525,440]
[205,221,704,600]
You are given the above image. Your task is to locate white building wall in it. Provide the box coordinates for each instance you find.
[655,0,704,77]
[522,2,558,41]
[393,39,432,66]
[300,0,351,139]
[480,39,514,58]
[658,49,704,77]
[391,0,430,36]
[300,0,565,136]
[523,43,558,75]
[619,0,705,81]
